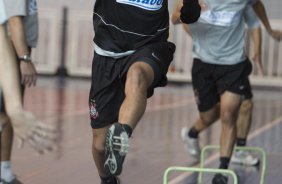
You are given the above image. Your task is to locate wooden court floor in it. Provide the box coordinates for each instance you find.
[9,77,282,184]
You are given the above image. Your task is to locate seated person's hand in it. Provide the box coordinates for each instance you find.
[20,61,37,87]
[9,110,59,154]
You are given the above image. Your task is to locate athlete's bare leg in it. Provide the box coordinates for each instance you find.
[193,103,220,132]
[0,113,13,162]
[118,61,154,129]
[92,125,111,177]
[236,99,253,140]
[219,91,242,159]
[92,61,154,178]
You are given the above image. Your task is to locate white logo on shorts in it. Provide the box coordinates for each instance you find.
[89,100,99,119]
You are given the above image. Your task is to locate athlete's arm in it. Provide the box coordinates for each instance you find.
[249,27,263,75]
[171,0,183,24]
[244,5,263,75]
[8,16,29,59]
[183,24,192,37]
[8,16,37,87]
[171,0,201,24]
[252,0,282,41]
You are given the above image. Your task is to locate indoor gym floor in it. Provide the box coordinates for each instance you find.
[9,77,282,184]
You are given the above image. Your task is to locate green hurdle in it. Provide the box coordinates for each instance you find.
[163,166,238,184]
[199,145,267,184]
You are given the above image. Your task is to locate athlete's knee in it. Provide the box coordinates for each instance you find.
[240,99,253,114]
[92,131,106,152]
[221,111,237,126]
[126,64,153,90]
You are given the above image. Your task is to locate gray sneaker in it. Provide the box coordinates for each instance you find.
[1,177,23,184]
[231,150,259,166]
[181,127,200,157]
[104,123,130,176]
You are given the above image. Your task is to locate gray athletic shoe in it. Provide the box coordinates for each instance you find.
[104,123,130,176]
[181,127,200,157]
[231,150,259,166]
[1,177,23,184]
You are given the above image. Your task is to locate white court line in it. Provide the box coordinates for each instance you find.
[168,115,282,184]
[41,96,195,123]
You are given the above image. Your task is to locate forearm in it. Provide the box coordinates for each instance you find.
[183,24,192,37]
[0,26,23,113]
[8,16,30,57]
[250,27,262,57]
[249,26,264,75]
[252,1,272,33]
[171,0,183,24]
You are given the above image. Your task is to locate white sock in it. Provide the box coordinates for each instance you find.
[1,161,15,182]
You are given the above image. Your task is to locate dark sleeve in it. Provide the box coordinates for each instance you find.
[180,0,201,24]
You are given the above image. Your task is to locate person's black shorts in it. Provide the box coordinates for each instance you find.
[89,41,176,129]
[192,58,253,112]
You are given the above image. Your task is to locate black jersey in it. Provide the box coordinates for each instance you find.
[93,0,169,56]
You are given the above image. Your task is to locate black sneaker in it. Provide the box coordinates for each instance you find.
[212,173,228,184]
[100,176,120,184]
[104,123,130,176]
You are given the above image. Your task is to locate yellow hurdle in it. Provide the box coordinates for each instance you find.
[163,166,238,184]
[199,145,267,184]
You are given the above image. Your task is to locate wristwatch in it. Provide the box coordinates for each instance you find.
[19,54,32,62]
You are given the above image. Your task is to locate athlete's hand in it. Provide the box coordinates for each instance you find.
[269,29,282,41]
[20,61,37,87]
[9,111,58,154]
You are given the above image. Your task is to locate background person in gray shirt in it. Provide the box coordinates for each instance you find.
[171,0,282,183]
[174,2,282,168]
[173,4,263,165]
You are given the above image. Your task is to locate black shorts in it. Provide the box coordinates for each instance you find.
[192,58,253,112]
[89,42,176,129]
